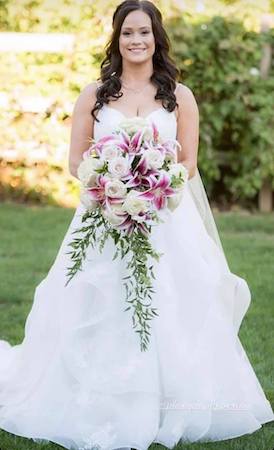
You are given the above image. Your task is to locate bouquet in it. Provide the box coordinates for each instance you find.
[65,116,188,351]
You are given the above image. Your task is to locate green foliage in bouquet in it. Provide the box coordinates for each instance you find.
[65,207,161,352]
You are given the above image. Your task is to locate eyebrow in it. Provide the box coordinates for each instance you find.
[121,26,151,30]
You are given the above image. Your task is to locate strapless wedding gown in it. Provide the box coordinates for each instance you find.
[0,105,273,450]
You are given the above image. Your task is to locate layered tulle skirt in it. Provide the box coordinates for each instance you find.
[0,181,273,450]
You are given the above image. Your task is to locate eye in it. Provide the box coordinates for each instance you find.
[121,30,150,36]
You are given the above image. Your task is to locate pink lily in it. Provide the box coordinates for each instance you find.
[151,121,160,142]
[123,166,161,189]
[136,221,150,236]
[117,216,135,235]
[105,196,126,207]
[124,171,142,188]
[83,143,96,159]
[126,220,149,237]
[92,135,119,157]
[130,130,143,153]
[143,139,166,156]
[116,130,131,153]
[134,154,148,175]
[117,216,149,237]
[117,130,144,155]
[162,139,181,161]
[138,171,175,210]
[87,174,108,204]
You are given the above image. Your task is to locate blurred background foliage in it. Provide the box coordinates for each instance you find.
[0,0,273,209]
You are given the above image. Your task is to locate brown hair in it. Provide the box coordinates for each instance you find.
[91,0,180,122]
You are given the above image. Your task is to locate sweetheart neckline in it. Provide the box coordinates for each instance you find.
[101,104,177,121]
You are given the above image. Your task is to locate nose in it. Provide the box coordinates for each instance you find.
[130,32,143,44]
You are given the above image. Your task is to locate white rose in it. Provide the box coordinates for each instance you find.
[145,149,165,170]
[100,144,121,161]
[119,116,147,133]
[77,157,104,187]
[79,188,98,211]
[102,206,126,226]
[143,126,154,140]
[167,190,184,212]
[118,117,153,140]
[108,203,125,214]
[165,150,177,164]
[122,190,149,216]
[169,163,189,182]
[108,156,130,178]
[105,179,127,198]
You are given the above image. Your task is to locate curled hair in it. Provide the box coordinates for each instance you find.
[91,0,180,122]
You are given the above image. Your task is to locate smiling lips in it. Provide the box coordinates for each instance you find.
[128,48,146,52]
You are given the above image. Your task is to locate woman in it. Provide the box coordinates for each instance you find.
[0,1,273,449]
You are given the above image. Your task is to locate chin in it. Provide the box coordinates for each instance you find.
[124,55,152,63]
[128,56,149,62]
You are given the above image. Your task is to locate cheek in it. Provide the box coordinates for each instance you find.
[119,37,126,53]
[148,35,155,51]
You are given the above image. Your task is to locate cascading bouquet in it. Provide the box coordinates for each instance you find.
[65,116,188,351]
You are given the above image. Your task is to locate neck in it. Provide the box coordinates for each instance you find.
[120,60,153,84]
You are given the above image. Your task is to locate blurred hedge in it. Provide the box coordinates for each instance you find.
[0,0,273,208]
[167,14,274,205]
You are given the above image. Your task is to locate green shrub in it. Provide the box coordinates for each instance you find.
[167,15,274,202]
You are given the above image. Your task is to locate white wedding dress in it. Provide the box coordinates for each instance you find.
[0,104,273,450]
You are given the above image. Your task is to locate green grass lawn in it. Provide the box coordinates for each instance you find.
[0,202,273,450]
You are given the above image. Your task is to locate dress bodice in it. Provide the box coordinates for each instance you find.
[94,104,177,141]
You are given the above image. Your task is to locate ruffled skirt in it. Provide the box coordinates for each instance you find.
[0,182,273,450]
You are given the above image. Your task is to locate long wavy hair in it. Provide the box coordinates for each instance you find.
[91,0,180,122]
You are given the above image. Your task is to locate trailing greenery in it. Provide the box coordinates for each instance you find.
[119,228,160,351]
[65,207,162,352]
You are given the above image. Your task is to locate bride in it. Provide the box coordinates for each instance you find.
[0,1,273,449]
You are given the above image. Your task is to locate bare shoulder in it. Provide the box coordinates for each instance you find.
[175,82,199,114]
[72,81,99,115]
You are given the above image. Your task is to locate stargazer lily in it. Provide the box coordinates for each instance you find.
[117,215,150,237]
[138,171,175,210]
[85,135,119,158]
[116,129,145,155]
[87,174,108,204]
[151,121,159,142]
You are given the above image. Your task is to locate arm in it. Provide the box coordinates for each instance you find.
[175,83,199,179]
[68,82,98,179]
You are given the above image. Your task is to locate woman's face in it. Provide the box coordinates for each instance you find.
[119,10,155,64]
